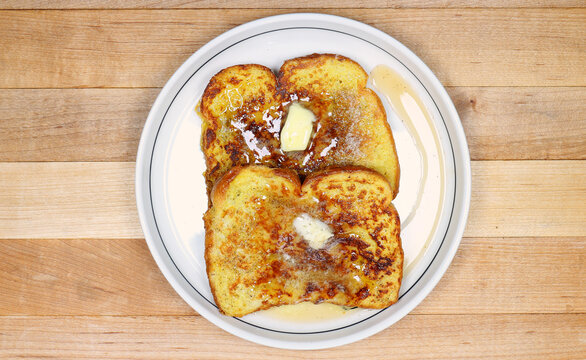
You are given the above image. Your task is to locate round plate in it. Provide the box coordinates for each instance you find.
[135,13,471,350]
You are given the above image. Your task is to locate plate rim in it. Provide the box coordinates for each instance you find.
[135,12,471,350]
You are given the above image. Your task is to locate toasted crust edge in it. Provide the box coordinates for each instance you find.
[364,86,401,198]
[277,53,368,82]
[209,165,301,207]
[199,63,277,115]
[303,165,395,197]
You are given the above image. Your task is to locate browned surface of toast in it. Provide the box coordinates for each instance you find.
[199,64,283,196]
[199,54,400,201]
[204,166,403,317]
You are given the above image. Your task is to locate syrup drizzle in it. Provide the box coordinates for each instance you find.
[369,65,446,273]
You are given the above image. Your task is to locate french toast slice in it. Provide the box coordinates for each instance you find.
[200,64,284,195]
[278,54,399,195]
[204,165,403,317]
[199,54,399,200]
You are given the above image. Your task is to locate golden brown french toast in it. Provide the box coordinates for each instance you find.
[199,54,399,200]
[204,165,403,317]
[200,64,283,195]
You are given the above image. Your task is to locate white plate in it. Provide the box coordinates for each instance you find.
[135,13,471,350]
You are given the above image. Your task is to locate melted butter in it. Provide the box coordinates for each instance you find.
[261,302,357,322]
[369,65,445,272]
[293,213,333,250]
[280,103,315,152]
[230,119,272,161]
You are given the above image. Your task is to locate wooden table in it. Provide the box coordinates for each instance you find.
[0,2,584,359]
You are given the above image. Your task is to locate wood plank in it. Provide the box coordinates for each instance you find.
[0,239,191,316]
[467,161,586,238]
[423,236,586,314]
[0,88,156,162]
[0,237,583,316]
[1,0,583,9]
[449,87,586,160]
[0,161,584,239]
[0,9,584,88]
[1,87,584,162]
[0,162,141,239]
[0,315,583,359]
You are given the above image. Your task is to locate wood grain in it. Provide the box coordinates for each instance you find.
[1,87,584,162]
[1,1,584,9]
[0,161,584,239]
[449,87,586,160]
[0,314,583,359]
[0,162,140,239]
[0,89,157,162]
[0,239,190,316]
[0,4,583,359]
[467,160,586,238]
[0,237,583,316]
[1,9,584,88]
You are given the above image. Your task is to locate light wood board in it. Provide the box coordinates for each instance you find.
[1,4,584,358]
[1,315,584,359]
[0,237,583,316]
[1,0,584,9]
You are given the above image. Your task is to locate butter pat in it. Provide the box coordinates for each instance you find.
[280,103,315,151]
[293,213,333,250]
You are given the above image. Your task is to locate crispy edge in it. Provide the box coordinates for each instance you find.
[303,165,393,195]
[199,63,277,117]
[209,165,301,207]
[363,87,401,199]
[277,53,368,83]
